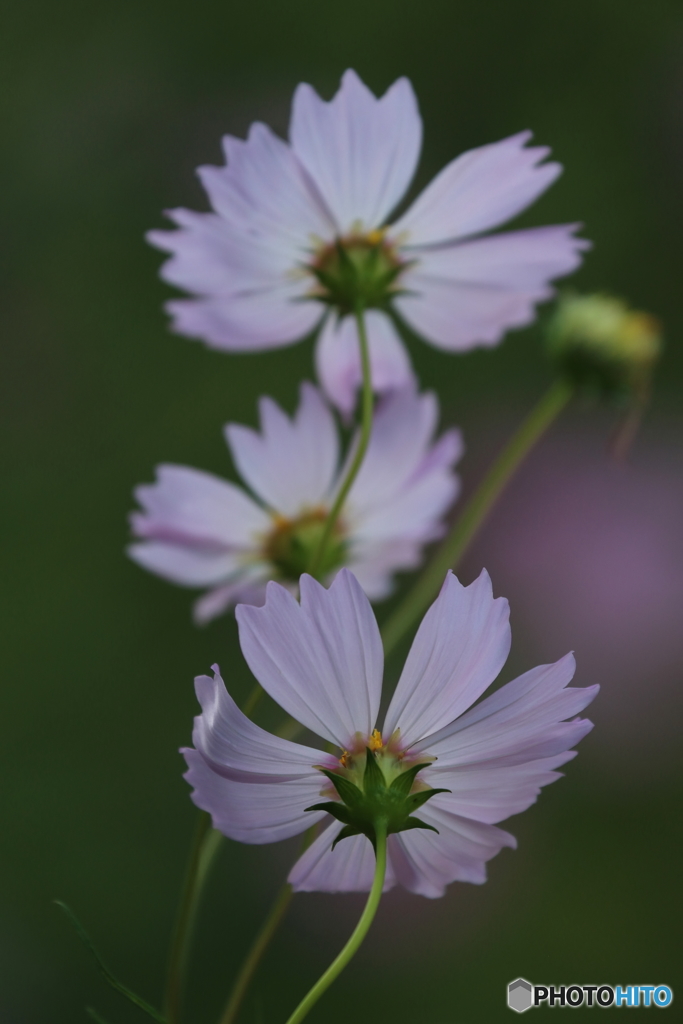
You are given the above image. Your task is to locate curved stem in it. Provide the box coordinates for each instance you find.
[381,378,573,657]
[284,823,388,1024]
[308,302,373,578]
[218,883,294,1024]
[163,813,224,1023]
[163,683,263,1022]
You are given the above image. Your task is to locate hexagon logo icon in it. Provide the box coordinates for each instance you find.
[508,978,533,1012]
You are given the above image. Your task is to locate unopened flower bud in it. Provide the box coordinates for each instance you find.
[546,292,662,402]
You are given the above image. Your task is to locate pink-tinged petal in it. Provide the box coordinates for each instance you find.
[226,383,339,516]
[383,571,511,748]
[345,539,424,600]
[345,388,462,539]
[148,209,292,297]
[288,820,396,893]
[193,579,268,625]
[191,667,325,779]
[197,121,335,248]
[183,749,326,843]
[392,130,561,246]
[236,570,383,746]
[417,653,598,766]
[131,464,270,549]
[421,752,577,825]
[315,311,415,416]
[389,808,516,897]
[290,70,422,233]
[165,286,323,352]
[128,541,243,588]
[395,225,589,351]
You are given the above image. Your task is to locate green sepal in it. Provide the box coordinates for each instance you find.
[318,769,363,808]
[363,747,385,793]
[304,801,352,824]
[389,762,433,797]
[332,824,362,849]
[55,901,167,1023]
[401,817,440,835]
[405,788,451,812]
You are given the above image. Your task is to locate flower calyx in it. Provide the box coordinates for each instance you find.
[263,509,347,583]
[305,747,449,850]
[307,233,409,316]
[546,292,662,404]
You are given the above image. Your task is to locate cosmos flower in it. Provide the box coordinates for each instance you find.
[148,70,588,414]
[128,383,462,623]
[183,568,597,897]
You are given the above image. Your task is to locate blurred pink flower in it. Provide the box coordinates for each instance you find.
[128,383,461,623]
[149,70,588,413]
[183,569,597,897]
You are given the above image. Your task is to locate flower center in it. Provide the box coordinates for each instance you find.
[306,735,446,850]
[306,230,408,315]
[262,508,347,582]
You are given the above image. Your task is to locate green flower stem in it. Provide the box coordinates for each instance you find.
[381,377,574,657]
[163,683,265,1023]
[218,883,294,1024]
[308,302,373,578]
[163,812,224,1023]
[284,821,388,1024]
[217,826,318,1024]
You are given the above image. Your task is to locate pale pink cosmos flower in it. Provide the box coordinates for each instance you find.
[148,70,589,415]
[183,569,597,897]
[128,383,462,623]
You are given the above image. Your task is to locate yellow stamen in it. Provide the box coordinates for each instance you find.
[366,228,385,246]
[368,729,384,752]
[339,751,351,768]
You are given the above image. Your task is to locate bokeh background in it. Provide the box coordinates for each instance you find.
[3,0,683,1020]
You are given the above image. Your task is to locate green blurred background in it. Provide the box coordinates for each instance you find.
[2,0,682,1020]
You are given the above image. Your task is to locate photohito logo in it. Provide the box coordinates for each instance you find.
[507,979,674,1011]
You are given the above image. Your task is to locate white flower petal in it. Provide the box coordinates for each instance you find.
[193,579,268,625]
[165,286,322,352]
[395,225,589,351]
[236,570,383,747]
[183,749,326,843]
[191,666,325,778]
[346,388,462,534]
[390,808,516,896]
[422,752,577,825]
[288,820,397,893]
[315,310,415,416]
[383,571,511,749]
[198,121,335,248]
[417,654,598,766]
[345,539,424,600]
[226,383,339,515]
[128,541,243,587]
[290,70,422,232]
[393,130,561,246]
[131,464,270,548]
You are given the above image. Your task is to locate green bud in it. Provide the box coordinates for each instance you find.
[307,231,410,316]
[305,747,449,850]
[263,510,347,582]
[546,292,662,403]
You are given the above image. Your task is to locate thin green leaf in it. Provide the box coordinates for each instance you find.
[331,825,361,849]
[55,902,167,1023]
[304,801,352,824]
[401,817,440,835]
[389,762,433,797]
[406,787,451,812]
[318,769,363,808]
[363,748,385,793]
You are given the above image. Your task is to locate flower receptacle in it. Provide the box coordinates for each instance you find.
[306,747,448,850]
